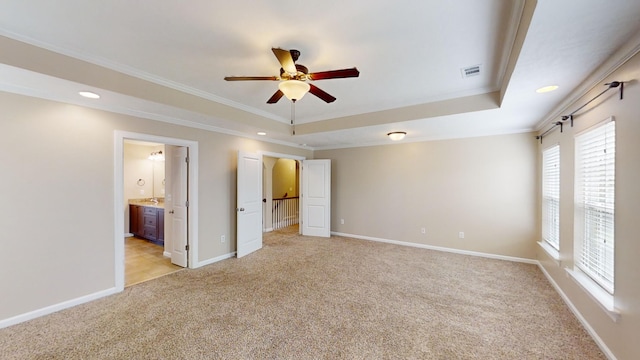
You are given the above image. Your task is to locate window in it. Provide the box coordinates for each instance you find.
[575,120,615,294]
[542,145,560,250]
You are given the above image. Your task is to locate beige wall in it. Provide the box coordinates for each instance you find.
[0,91,311,321]
[316,132,538,259]
[272,158,297,198]
[535,51,640,360]
[124,143,159,201]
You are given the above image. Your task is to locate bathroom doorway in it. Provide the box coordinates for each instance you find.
[123,140,181,286]
[114,131,199,291]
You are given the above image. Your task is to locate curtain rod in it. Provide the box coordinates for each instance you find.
[536,81,624,143]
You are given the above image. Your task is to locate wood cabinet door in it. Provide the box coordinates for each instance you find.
[130,205,139,235]
[158,209,165,242]
[136,205,145,236]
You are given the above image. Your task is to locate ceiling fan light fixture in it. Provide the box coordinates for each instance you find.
[279,80,310,101]
[387,131,407,141]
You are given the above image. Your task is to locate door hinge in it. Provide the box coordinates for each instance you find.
[185,200,189,207]
[185,244,189,251]
[185,156,189,163]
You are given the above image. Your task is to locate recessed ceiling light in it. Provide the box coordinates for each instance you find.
[257,132,267,136]
[79,91,100,99]
[536,85,559,93]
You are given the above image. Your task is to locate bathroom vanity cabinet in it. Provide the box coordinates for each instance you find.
[129,203,164,245]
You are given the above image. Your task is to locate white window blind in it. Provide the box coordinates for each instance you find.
[575,120,615,294]
[542,145,560,250]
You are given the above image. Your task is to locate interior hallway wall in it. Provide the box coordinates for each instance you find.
[263,156,277,232]
[272,158,297,198]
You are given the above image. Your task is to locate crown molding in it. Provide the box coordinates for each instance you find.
[498,0,535,104]
[0,29,287,123]
[312,128,535,151]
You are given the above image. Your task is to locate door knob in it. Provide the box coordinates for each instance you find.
[237,207,245,212]
[169,210,174,214]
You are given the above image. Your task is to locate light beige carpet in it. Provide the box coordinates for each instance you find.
[0,227,604,359]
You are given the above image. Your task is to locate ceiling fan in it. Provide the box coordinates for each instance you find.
[224,48,359,104]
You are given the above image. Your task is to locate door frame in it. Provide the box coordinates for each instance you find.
[114,130,199,291]
[259,151,306,234]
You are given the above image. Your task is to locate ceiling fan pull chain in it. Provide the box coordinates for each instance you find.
[291,100,296,135]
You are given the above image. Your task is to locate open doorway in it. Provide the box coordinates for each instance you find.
[261,152,305,234]
[114,131,199,291]
[123,141,181,286]
[263,156,300,233]
[237,151,331,258]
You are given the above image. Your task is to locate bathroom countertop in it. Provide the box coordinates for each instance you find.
[128,198,165,209]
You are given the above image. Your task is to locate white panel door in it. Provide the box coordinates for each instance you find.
[237,151,263,257]
[302,159,331,237]
[171,146,188,267]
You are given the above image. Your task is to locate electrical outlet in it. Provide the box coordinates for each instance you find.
[421,227,426,234]
[459,232,465,239]
[341,219,345,225]
[221,235,226,243]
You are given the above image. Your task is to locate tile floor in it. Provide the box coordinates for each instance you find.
[125,236,183,287]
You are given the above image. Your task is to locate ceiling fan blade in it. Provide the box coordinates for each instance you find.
[309,84,336,103]
[266,90,284,104]
[308,67,360,80]
[272,48,297,74]
[224,76,278,81]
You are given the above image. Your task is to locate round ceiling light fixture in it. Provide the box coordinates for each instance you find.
[387,131,407,141]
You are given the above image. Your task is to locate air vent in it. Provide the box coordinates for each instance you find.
[461,64,481,78]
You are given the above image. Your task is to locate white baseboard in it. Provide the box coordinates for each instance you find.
[537,264,617,360]
[163,251,171,258]
[195,251,236,267]
[124,233,134,238]
[331,232,537,264]
[264,227,274,233]
[1,251,236,328]
[0,287,119,329]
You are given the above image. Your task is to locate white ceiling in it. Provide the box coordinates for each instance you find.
[1,0,639,149]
